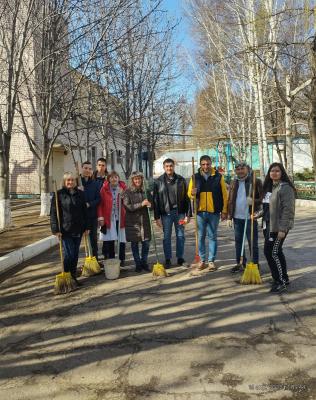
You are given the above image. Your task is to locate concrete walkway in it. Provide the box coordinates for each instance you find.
[0,207,316,400]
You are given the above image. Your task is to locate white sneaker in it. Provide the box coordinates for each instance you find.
[206,261,217,271]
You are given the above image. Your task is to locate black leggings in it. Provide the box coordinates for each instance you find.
[102,241,125,261]
[263,230,288,284]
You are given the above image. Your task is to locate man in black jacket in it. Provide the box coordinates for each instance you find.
[78,161,101,259]
[153,158,191,268]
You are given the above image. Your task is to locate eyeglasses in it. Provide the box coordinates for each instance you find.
[201,163,211,166]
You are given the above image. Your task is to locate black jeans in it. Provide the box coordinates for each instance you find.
[102,241,125,261]
[263,229,288,284]
[89,218,98,259]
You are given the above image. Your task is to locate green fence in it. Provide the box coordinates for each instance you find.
[295,181,316,200]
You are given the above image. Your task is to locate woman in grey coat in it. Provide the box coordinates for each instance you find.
[262,163,296,293]
[123,171,152,272]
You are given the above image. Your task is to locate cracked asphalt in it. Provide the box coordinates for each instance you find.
[1,207,316,400]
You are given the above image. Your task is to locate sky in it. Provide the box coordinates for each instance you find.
[163,0,198,101]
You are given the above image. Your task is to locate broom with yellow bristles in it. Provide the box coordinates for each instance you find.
[144,178,168,277]
[240,171,262,285]
[81,233,101,276]
[53,181,77,295]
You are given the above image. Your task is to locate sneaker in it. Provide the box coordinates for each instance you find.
[270,283,287,294]
[197,261,207,271]
[207,261,217,271]
[270,279,290,286]
[165,259,172,269]
[231,264,243,274]
[177,258,185,266]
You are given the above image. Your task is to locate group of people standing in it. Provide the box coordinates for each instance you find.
[50,155,296,294]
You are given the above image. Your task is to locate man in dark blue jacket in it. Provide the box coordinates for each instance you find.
[79,161,101,259]
[93,157,108,192]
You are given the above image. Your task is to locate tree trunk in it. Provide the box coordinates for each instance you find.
[0,145,11,229]
[285,74,294,180]
[273,137,283,164]
[257,79,270,171]
[253,82,265,178]
[40,152,51,217]
[309,37,316,184]
[148,143,155,177]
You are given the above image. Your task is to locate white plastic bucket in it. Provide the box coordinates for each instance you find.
[104,259,120,280]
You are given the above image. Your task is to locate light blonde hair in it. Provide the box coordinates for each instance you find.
[62,172,76,187]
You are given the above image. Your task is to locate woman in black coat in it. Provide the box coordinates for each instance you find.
[50,172,90,285]
[123,171,151,272]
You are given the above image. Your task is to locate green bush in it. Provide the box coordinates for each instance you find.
[294,168,315,181]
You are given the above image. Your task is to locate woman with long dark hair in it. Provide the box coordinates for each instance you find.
[262,162,296,293]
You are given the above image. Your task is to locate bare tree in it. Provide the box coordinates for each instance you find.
[0,0,36,229]
[18,0,138,215]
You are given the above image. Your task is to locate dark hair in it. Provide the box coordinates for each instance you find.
[163,158,175,165]
[200,155,211,164]
[97,157,106,164]
[82,160,92,167]
[263,162,296,194]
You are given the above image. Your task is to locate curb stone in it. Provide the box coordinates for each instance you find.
[0,235,58,275]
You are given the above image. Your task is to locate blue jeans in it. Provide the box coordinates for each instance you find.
[233,218,259,265]
[161,210,185,260]
[62,235,82,277]
[197,212,220,262]
[131,240,150,267]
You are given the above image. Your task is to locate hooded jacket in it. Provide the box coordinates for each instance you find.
[269,182,295,232]
[97,180,127,229]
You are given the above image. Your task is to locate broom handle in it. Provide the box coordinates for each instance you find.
[54,181,65,273]
[117,191,121,257]
[75,161,82,187]
[240,208,249,266]
[240,178,252,265]
[144,178,159,263]
[83,233,88,257]
[250,172,256,262]
[192,157,199,257]
[86,233,92,258]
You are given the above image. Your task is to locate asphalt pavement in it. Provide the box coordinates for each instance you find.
[0,207,316,400]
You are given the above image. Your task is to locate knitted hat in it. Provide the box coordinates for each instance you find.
[234,161,248,169]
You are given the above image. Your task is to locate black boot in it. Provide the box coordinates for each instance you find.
[165,259,172,269]
[135,264,142,273]
[142,262,150,272]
